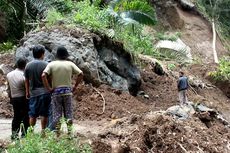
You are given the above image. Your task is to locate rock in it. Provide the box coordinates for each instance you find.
[144,94,150,99]
[166,103,195,119]
[189,76,206,89]
[137,91,145,95]
[15,28,141,95]
[178,0,195,10]
[156,38,193,63]
[0,64,14,75]
[138,54,166,75]
[195,103,215,112]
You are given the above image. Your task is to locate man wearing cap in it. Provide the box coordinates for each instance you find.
[42,46,83,136]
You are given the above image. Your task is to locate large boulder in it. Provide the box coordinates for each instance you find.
[15,28,141,95]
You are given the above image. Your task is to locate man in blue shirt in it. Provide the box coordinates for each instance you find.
[177,71,189,105]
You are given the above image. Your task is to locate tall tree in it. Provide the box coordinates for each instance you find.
[197,0,230,63]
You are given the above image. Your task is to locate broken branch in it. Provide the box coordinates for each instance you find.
[93,87,106,114]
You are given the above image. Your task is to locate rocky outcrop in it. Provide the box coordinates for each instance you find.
[15,28,141,95]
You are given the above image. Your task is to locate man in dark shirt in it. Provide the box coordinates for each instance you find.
[177,71,189,105]
[24,45,51,132]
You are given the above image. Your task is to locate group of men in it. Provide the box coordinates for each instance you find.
[6,44,189,140]
[6,45,83,139]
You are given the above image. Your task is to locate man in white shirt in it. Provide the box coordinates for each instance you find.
[6,58,29,140]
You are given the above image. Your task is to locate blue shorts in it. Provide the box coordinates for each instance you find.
[29,94,51,118]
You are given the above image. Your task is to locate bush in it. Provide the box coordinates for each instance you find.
[74,0,110,31]
[0,42,14,53]
[7,129,92,153]
[209,57,230,81]
[46,8,64,26]
[114,25,156,56]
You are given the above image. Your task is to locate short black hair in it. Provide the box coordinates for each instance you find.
[56,46,69,60]
[16,58,27,69]
[179,71,184,76]
[33,45,45,59]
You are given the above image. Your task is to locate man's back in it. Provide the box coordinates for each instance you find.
[7,69,25,98]
[178,76,188,91]
[44,60,82,88]
[24,59,48,97]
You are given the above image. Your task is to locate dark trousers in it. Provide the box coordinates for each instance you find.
[11,96,29,139]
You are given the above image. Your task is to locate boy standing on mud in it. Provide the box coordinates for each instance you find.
[42,46,83,136]
[24,45,51,132]
[177,71,189,105]
[7,58,29,140]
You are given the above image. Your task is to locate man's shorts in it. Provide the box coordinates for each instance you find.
[29,93,51,118]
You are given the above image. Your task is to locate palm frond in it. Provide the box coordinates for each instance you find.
[119,11,157,26]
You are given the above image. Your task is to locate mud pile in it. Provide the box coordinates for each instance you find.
[92,113,230,153]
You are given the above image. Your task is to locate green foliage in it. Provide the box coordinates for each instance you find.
[0,42,14,53]
[108,0,157,27]
[114,25,155,55]
[73,0,159,57]
[46,8,64,26]
[167,63,176,71]
[113,0,154,15]
[74,0,110,31]
[209,57,230,81]
[7,129,92,153]
[48,0,74,13]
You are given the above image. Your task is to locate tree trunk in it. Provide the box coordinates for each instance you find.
[212,19,218,63]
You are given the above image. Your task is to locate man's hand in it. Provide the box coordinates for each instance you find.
[42,72,53,93]
[26,92,30,99]
[72,73,83,93]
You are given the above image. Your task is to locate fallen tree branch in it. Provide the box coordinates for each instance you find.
[178,143,189,153]
[93,87,106,114]
[189,84,198,95]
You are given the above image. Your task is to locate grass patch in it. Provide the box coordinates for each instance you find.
[7,129,92,153]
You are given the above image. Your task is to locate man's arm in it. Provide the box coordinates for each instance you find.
[72,73,83,92]
[42,72,53,93]
[25,78,30,99]
[6,81,11,99]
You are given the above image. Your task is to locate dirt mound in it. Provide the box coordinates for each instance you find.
[138,115,230,153]
[73,64,181,121]
[74,83,151,120]
[92,114,230,153]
